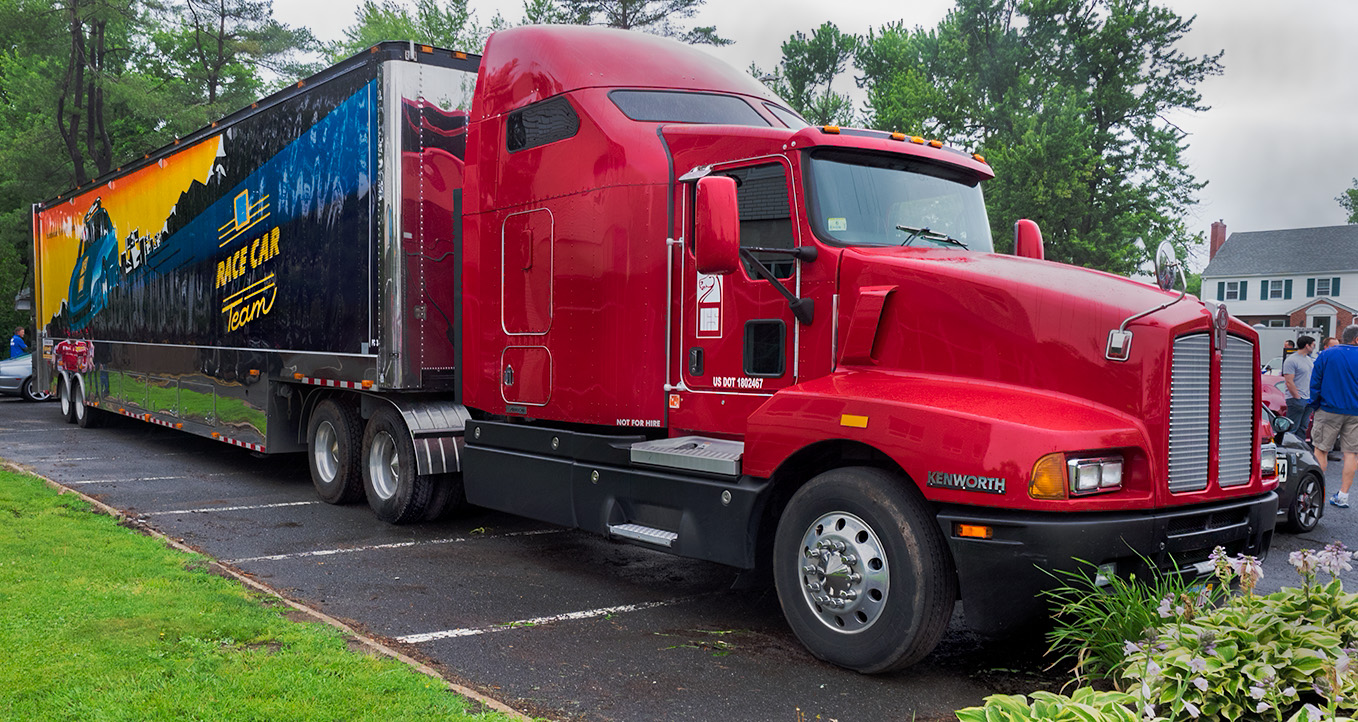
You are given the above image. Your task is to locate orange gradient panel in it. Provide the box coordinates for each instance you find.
[35,136,221,327]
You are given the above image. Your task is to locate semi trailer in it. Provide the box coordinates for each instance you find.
[32,25,1277,672]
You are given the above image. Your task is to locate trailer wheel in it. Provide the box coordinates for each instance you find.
[772,467,956,673]
[73,376,103,428]
[308,399,365,505]
[362,407,433,524]
[58,375,76,423]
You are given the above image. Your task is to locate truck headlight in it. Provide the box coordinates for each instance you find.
[1066,456,1123,496]
[1260,443,1278,479]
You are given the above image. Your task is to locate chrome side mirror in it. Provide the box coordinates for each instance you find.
[1154,241,1185,292]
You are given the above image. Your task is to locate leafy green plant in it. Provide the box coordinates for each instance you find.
[1121,544,1358,721]
[955,689,1141,721]
[1043,555,1226,682]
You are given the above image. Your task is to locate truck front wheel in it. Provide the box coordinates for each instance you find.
[361,407,433,524]
[308,399,364,505]
[772,467,956,673]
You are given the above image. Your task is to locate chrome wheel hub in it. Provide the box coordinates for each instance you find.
[798,511,889,633]
[314,421,339,483]
[368,431,399,500]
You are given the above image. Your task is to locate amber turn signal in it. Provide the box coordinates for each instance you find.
[1029,453,1068,500]
[955,523,993,540]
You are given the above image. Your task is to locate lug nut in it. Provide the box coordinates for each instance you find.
[843,554,858,565]
[848,573,862,583]
[807,581,821,591]
[803,565,818,574]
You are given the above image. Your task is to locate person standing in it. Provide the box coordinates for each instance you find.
[1324,336,1340,352]
[1309,325,1358,508]
[8,327,25,358]
[1283,335,1316,436]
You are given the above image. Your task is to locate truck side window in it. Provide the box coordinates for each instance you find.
[720,164,795,279]
[507,96,580,152]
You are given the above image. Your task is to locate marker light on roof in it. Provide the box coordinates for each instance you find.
[910,136,925,144]
[821,125,841,134]
[890,132,906,141]
[973,153,987,164]
[928,139,943,148]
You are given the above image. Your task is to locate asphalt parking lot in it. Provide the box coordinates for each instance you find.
[2,396,1354,720]
[0,398,1039,722]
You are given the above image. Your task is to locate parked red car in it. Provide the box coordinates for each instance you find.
[1261,373,1288,417]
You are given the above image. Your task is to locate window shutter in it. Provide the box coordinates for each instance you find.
[1239,280,1248,299]
[1308,278,1316,297]
[1334,277,1342,296]
[1217,282,1225,301]
[1260,280,1269,300]
[1285,279,1293,299]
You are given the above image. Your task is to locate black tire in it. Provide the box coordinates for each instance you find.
[772,467,957,673]
[422,472,466,521]
[73,378,103,428]
[21,377,50,402]
[362,407,433,524]
[1286,474,1325,534]
[307,399,365,505]
[58,375,76,423]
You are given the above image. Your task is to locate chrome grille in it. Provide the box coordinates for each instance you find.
[1218,337,1256,486]
[1168,334,1211,492]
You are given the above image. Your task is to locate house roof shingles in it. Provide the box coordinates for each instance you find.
[1202,224,1358,277]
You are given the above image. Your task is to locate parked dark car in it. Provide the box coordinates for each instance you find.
[1265,406,1325,533]
[0,354,51,402]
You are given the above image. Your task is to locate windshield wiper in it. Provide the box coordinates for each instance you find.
[894,224,968,249]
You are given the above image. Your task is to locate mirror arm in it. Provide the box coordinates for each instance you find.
[738,248,815,325]
[741,245,818,263]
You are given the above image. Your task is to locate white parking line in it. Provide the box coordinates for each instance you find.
[146,500,321,516]
[66,472,230,486]
[50,453,196,462]
[226,528,565,564]
[397,597,697,644]
[0,427,80,433]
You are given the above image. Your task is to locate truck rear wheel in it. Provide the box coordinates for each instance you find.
[772,466,956,673]
[58,375,75,423]
[362,407,433,524]
[308,399,364,504]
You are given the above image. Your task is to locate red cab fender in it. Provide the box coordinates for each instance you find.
[743,370,1154,512]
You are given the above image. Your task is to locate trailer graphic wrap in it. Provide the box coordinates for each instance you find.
[37,70,375,353]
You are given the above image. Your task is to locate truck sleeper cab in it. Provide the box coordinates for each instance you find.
[32,26,1276,674]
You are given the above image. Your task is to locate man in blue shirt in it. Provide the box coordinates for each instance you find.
[1309,324,1358,508]
[8,327,25,359]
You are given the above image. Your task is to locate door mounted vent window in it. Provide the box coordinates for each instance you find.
[507,96,579,152]
[744,320,786,377]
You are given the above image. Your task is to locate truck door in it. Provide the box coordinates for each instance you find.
[681,158,804,397]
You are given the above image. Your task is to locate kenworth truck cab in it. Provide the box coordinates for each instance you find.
[33,26,1276,674]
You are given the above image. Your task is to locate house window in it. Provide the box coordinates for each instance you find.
[1268,280,1284,299]
[1225,281,1241,301]
[1268,319,1286,327]
[1316,278,1331,296]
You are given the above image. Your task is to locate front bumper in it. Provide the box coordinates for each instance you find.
[937,492,1277,636]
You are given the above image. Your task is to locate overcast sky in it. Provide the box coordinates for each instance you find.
[274,0,1358,267]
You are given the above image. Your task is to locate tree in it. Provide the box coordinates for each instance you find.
[148,0,319,108]
[756,22,857,126]
[854,0,1221,276]
[556,0,730,45]
[329,0,497,59]
[1340,178,1358,224]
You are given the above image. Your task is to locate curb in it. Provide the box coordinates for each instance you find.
[6,462,533,722]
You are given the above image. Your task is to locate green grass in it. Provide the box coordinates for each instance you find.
[0,469,515,722]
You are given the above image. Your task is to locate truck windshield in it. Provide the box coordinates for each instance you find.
[806,150,993,252]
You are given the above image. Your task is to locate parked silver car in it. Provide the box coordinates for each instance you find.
[0,354,51,402]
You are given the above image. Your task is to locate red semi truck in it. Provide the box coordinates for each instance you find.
[32,26,1278,672]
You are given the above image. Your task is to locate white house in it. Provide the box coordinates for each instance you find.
[1200,221,1358,340]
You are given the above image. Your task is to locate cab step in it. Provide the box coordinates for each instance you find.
[628,435,744,476]
[609,523,679,547]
